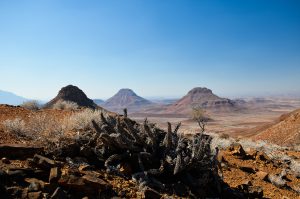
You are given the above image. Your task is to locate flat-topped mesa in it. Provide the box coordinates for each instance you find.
[45,85,97,109]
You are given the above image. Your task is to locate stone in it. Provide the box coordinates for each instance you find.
[231,144,247,158]
[81,175,112,190]
[256,151,270,162]
[50,187,68,199]
[248,186,263,198]
[25,178,45,191]
[49,167,60,184]
[247,149,258,159]
[1,157,10,164]
[27,191,42,199]
[33,154,56,169]
[142,187,161,199]
[0,169,9,184]
[256,171,268,181]
[58,174,112,195]
[7,169,26,181]
[0,184,8,199]
[78,165,93,172]
[6,186,24,198]
[0,144,43,160]
[28,181,41,192]
[239,166,256,174]
[173,181,189,196]
[119,162,132,176]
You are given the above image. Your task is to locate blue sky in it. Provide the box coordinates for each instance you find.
[0,0,300,100]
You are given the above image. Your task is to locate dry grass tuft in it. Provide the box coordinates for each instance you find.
[52,100,79,110]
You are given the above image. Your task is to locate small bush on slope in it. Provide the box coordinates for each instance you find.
[52,100,79,110]
[20,100,41,110]
[2,118,27,139]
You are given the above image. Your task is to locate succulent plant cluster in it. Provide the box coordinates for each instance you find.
[58,112,222,197]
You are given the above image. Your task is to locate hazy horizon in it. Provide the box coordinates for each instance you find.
[1,0,300,100]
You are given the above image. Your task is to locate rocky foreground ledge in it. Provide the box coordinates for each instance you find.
[0,113,299,198]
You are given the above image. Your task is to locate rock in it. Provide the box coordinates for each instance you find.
[1,157,10,164]
[58,174,112,195]
[0,169,9,184]
[239,166,256,173]
[78,165,93,172]
[119,162,132,176]
[28,191,42,199]
[7,169,26,181]
[248,186,263,198]
[256,171,268,181]
[0,184,8,198]
[142,187,161,199]
[81,175,112,190]
[230,144,246,158]
[25,178,45,191]
[237,180,252,191]
[50,187,68,199]
[28,182,41,192]
[247,149,258,159]
[268,174,286,188]
[256,151,270,162]
[0,144,43,160]
[173,181,189,196]
[6,186,24,198]
[33,154,56,169]
[49,167,60,184]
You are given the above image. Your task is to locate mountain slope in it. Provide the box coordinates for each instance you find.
[0,90,28,105]
[93,99,104,105]
[45,85,98,109]
[103,89,152,113]
[253,109,300,146]
[166,87,241,114]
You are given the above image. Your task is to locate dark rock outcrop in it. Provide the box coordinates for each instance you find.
[45,85,97,109]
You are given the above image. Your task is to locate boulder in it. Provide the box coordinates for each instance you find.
[27,191,42,199]
[33,154,56,169]
[255,171,268,181]
[1,157,10,164]
[229,144,246,158]
[0,144,43,160]
[50,187,68,199]
[58,174,112,195]
[49,167,60,184]
[256,151,270,162]
[248,186,263,198]
[239,166,256,174]
[142,187,161,199]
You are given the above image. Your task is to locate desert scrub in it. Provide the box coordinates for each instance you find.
[52,100,79,110]
[67,108,102,131]
[2,118,27,138]
[2,113,66,142]
[20,100,41,110]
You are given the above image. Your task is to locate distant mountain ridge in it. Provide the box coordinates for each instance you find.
[93,99,104,105]
[0,90,28,105]
[103,88,153,113]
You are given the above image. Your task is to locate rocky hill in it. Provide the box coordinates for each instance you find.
[253,109,300,146]
[166,87,242,114]
[103,89,153,113]
[45,85,97,109]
